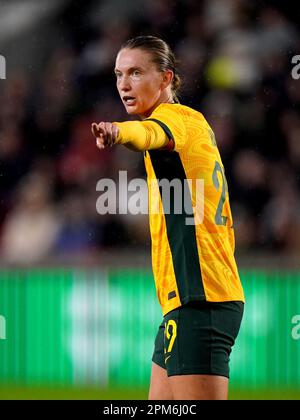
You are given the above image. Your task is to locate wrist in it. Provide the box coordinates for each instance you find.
[113,123,122,144]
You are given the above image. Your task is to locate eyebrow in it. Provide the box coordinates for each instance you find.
[114,66,144,74]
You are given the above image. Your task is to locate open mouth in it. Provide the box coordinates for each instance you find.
[123,96,136,105]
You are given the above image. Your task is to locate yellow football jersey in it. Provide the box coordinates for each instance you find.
[143,103,245,315]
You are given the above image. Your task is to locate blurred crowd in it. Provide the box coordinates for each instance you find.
[0,0,300,264]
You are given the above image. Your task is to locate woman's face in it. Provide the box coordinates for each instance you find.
[115,48,169,118]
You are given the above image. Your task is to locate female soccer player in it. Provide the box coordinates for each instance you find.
[91,36,244,400]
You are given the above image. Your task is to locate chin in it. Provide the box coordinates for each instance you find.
[124,104,148,118]
[126,108,136,115]
[125,107,140,116]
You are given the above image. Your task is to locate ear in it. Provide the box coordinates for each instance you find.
[161,70,174,90]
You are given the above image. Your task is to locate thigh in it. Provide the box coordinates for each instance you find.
[149,321,173,399]
[150,301,243,400]
[169,374,228,400]
[148,362,173,400]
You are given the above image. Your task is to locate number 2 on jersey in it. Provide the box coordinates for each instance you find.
[212,161,228,226]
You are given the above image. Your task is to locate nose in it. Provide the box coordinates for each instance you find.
[118,75,131,92]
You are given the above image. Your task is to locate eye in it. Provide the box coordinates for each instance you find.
[132,70,141,77]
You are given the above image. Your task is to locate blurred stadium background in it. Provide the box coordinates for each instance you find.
[0,0,300,400]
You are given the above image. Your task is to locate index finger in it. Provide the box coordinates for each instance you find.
[91,122,104,138]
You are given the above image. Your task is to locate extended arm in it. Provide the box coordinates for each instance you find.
[91,120,170,152]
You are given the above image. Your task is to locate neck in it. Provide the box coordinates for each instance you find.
[139,91,174,119]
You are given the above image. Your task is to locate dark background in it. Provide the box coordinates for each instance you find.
[0,0,299,265]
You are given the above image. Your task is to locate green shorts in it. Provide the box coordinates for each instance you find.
[152,301,244,378]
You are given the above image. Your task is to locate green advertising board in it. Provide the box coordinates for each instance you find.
[1,269,300,391]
